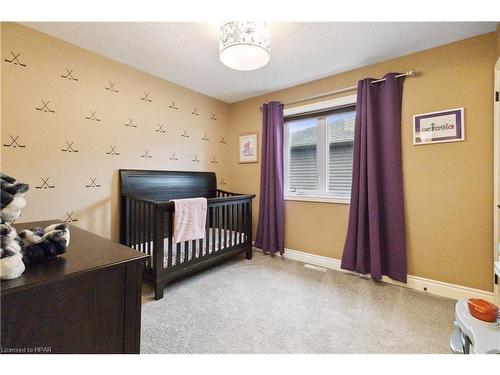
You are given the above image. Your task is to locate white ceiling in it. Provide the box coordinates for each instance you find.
[23,22,497,103]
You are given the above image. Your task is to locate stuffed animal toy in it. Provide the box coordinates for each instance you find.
[0,173,70,280]
[0,222,25,279]
[1,173,28,279]
[19,223,70,266]
[1,173,29,222]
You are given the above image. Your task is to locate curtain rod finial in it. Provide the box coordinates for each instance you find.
[407,69,416,77]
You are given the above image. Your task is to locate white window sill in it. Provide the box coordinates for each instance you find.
[285,195,350,205]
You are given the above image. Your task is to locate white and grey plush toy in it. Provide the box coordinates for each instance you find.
[1,173,29,280]
[1,173,71,279]
[1,174,28,222]
[18,223,71,266]
[0,222,25,279]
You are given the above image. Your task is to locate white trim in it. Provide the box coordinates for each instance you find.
[275,247,494,302]
[283,94,357,117]
[285,194,350,205]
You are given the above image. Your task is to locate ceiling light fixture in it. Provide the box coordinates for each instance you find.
[219,21,270,71]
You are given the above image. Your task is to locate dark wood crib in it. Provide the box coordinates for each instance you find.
[119,169,255,300]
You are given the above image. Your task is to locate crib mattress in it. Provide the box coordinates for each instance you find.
[131,228,246,267]
[163,228,245,267]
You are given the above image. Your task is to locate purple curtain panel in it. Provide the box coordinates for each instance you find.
[255,101,285,255]
[341,73,407,283]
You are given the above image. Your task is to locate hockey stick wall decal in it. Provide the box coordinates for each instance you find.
[61,141,79,152]
[35,177,55,189]
[85,177,101,188]
[64,212,78,222]
[140,92,152,102]
[35,99,55,113]
[106,145,120,155]
[141,149,152,158]
[4,51,27,67]
[124,118,137,127]
[61,67,79,81]
[85,110,101,121]
[3,135,26,148]
[105,81,119,92]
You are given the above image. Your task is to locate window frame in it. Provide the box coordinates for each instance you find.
[284,94,356,205]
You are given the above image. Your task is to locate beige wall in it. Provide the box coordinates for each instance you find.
[228,32,497,292]
[1,23,232,241]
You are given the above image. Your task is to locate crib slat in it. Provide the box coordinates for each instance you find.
[242,202,247,244]
[149,203,153,260]
[205,207,210,256]
[229,204,233,247]
[137,201,141,252]
[176,241,181,266]
[232,203,236,246]
[136,200,141,251]
[248,202,252,244]
[125,197,131,246]
[129,199,134,249]
[219,206,224,249]
[236,203,240,245]
[140,201,145,253]
[139,201,143,252]
[233,204,237,245]
[132,199,137,249]
[239,203,243,244]
[184,240,189,263]
[144,202,149,267]
[167,211,173,268]
[218,206,224,249]
[211,207,219,253]
[148,203,153,268]
[224,204,229,249]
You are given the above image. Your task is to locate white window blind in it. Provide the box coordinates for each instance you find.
[328,110,355,199]
[287,118,318,192]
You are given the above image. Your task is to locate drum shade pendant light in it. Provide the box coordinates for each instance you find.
[219,22,270,71]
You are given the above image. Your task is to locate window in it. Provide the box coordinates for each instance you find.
[284,103,355,203]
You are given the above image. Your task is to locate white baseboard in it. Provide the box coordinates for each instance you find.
[256,246,494,302]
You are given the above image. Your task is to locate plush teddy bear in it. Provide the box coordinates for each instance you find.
[0,173,71,280]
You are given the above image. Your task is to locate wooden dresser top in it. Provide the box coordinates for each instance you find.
[1,220,148,295]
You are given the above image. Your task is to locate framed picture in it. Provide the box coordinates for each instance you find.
[413,108,464,145]
[239,133,258,163]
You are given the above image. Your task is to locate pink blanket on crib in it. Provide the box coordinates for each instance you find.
[172,197,207,244]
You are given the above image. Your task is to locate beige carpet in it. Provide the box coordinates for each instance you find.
[141,251,456,353]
